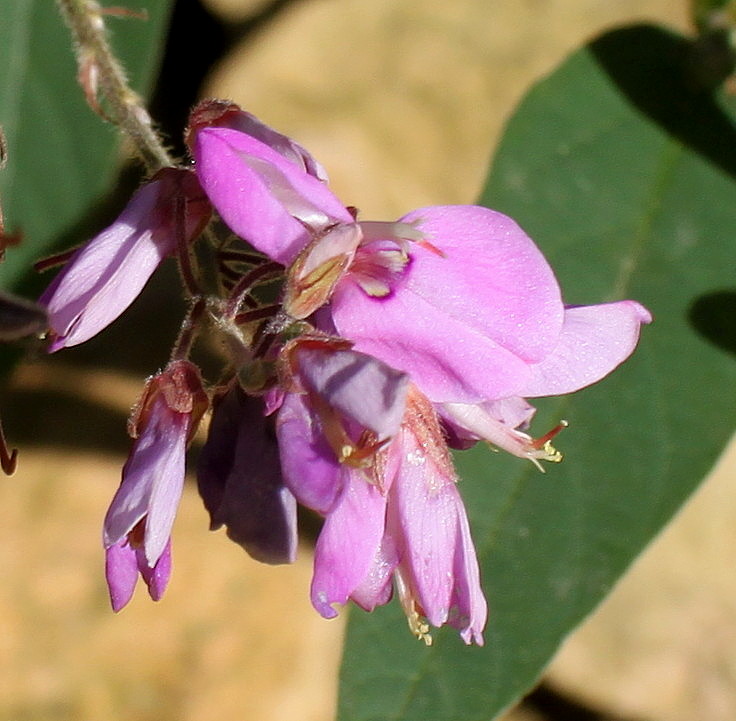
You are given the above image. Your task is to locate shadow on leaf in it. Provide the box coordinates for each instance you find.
[688,290,736,356]
[590,24,736,180]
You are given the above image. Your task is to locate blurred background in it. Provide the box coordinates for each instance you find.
[4,0,736,719]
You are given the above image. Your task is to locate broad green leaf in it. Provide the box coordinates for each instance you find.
[0,1,173,292]
[338,24,736,721]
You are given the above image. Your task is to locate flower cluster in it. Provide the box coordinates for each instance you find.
[39,100,651,645]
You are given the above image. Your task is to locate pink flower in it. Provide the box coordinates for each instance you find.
[189,107,652,641]
[384,388,487,645]
[329,205,652,405]
[326,205,651,461]
[276,342,486,643]
[276,338,409,513]
[192,110,650,409]
[40,168,210,350]
[102,360,208,610]
[308,387,487,645]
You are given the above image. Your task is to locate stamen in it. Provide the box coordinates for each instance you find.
[530,420,568,450]
[525,421,568,471]
[338,432,391,468]
[415,237,445,257]
[395,570,433,646]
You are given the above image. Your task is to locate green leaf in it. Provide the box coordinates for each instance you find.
[338,24,736,721]
[0,1,173,292]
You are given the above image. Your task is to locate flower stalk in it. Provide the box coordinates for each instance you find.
[55,0,172,172]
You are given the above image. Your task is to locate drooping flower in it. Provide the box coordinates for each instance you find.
[103,360,208,610]
[275,340,486,643]
[277,337,410,486]
[197,381,297,564]
[40,168,210,350]
[383,387,487,645]
[303,385,487,645]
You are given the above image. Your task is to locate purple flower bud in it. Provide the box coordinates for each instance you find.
[40,169,210,350]
[197,382,297,565]
[103,360,208,609]
[189,103,353,265]
[105,538,172,611]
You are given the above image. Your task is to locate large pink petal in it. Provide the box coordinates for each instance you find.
[331,281,531,404]
[518,301,652,397]
[310,471,387,618]
[332,206,564,403]
[194,127,353,264]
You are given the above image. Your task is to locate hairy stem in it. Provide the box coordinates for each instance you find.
[56,0,173,171]
[170,296,207,362]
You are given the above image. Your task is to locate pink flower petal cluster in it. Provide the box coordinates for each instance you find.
[37,99,650,642]
[186,103,651,643]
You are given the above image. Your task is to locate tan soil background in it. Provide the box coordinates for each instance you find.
[4,1,736,720]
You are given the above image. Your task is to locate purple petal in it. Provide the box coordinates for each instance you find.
[276,392,343,513]
[40,170,205,350]
[103,396,188,565]
[332,206,564,403]
[218,107,329,181]
[193,127,352,264]
[447,503,487,645]
[518,301,652,397]
[295,347,409,440]
[349,536,398,612]
[104,540,139,612]
[138,540,172,602]
[386,435,459,628]
[310,470,387,618]
[197,384,297,564]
